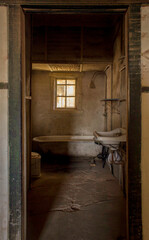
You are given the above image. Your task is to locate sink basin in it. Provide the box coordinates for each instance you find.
[93,128,126,148]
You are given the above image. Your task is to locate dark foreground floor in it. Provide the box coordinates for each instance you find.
[27,156,126,240]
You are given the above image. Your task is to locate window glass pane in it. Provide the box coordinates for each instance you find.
[57,97,65,108]
[67,86,75,96]
[67,79,76,85]
[57,86,66,96]
[57,79,66,84]
[66,97,75,108]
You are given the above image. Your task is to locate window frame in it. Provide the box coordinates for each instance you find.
[49,72,82,112]
[55,78,76,109]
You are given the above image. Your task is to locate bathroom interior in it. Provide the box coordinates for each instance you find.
[27,12,127,239]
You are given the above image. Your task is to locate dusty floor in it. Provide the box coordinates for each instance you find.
[27,156,126,240]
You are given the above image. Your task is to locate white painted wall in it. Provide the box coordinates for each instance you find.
[0,6,9,240]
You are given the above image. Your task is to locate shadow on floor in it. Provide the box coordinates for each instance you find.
[27,154,71,239]
[27,155,126,240]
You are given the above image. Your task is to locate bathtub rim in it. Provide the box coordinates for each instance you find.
[33,135,94,143]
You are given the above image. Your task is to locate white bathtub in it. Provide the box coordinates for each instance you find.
[32,135,100,157]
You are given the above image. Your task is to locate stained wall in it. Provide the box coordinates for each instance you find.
[32,70,106,137]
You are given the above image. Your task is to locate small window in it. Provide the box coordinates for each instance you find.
[55,79,76,109]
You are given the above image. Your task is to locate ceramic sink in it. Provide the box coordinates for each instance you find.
[93,128,126,147]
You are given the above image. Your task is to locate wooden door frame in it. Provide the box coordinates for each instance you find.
[8,4,142,240]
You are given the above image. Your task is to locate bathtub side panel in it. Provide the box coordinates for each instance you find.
[32,140,101,157]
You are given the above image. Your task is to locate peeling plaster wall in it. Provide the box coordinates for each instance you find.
[0,6,8,240]
[31,71,106,155]
[141,6,149,240]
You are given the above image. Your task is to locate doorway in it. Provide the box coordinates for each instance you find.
[23,9,128,240]
[8,4,142,240]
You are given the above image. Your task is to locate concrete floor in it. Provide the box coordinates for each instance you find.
[27,156,126,240]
